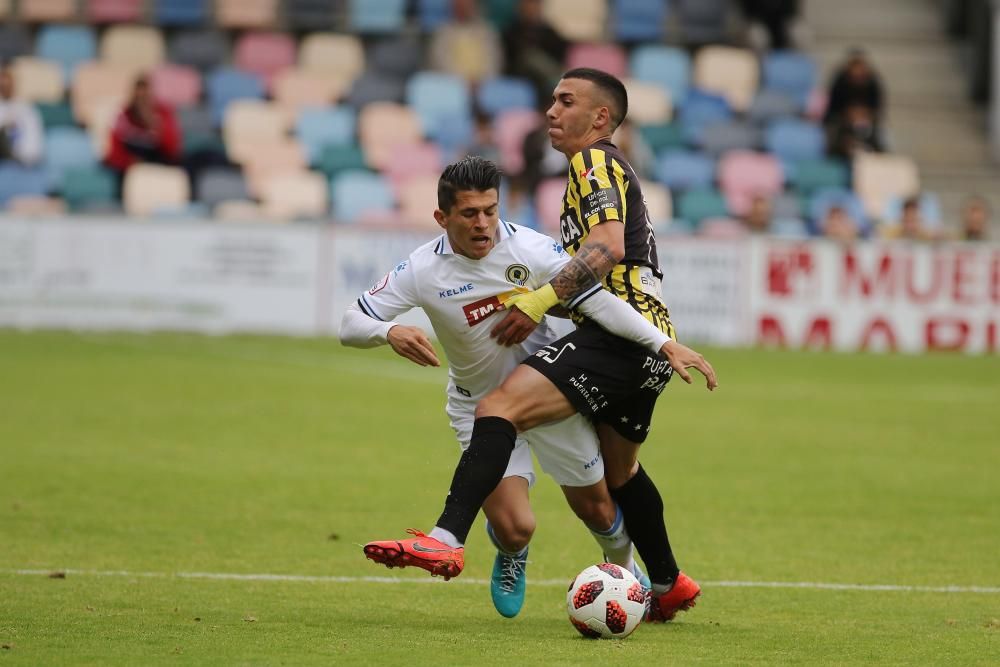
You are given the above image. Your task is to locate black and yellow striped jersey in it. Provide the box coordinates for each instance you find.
[558,139,675,337]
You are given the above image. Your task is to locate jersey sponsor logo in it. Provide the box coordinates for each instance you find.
[462,295,503,326]
[439,283,474,298]
[368,273,390,295]
[579,166,602,189]
[580,189,617,221]
[505,264,529,286]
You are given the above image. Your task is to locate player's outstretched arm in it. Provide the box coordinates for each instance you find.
[339,304,440,367]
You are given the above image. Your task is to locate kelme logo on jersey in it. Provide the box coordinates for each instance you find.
[505,264,529,286]
[462,295,503,327]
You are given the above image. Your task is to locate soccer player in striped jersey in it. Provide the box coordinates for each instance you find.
[365,70,718,622]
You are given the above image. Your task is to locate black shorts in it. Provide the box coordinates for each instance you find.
[522,321,673,444]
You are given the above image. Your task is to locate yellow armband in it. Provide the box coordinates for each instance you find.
[504,283,560,323]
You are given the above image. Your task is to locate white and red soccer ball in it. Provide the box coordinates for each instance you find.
[566,563,646,639]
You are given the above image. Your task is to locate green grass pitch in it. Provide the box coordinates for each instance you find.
[1,330,998,665]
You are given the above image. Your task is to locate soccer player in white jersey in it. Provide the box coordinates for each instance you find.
[340,157,677,618]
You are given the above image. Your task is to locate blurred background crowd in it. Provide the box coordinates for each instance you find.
[0,0,995,241]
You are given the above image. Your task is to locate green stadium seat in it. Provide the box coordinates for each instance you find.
[61,166,117,211]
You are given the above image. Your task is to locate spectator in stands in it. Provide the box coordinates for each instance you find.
[824,50,885,156]
[429,0,503,84]
[959,195,991,241]
[519,111,565,194]
[105,75,181,176]
[881,196,935,241]
[0,64,44,166]
[502,0,568,102]
[821,204,860,242]
[739,0,800,50]
[743,194,773,234]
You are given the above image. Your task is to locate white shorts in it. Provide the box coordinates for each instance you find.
[448,401,605,488]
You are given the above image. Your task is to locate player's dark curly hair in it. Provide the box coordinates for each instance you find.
[561,67,629,129]
[437,155,502,211]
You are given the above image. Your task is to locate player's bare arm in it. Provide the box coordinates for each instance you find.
[387,325,440,367]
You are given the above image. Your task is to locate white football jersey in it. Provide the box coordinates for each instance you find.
[356,221,574,402]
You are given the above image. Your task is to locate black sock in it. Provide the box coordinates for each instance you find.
[609,464,680,585]
[435,416,516,544]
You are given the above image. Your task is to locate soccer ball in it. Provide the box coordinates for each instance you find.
[566,563,646,639]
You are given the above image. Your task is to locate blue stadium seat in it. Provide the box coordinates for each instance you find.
[296,107,357,165]
[416,0,451,30]
[36,25,96,78]
[613,0,668,42]
[762,51,817,106]
[477,77,537,116]
[154,0,207,26]
[330,170,395,223]
[656,150,715,191]
[765,119,825,162]
[748,89,800,124]
[206,68,265,125]
[696,120,761,156]
[43,127,97,190]
[0,163,48,208]
[679,89,732,144]
[630,45,691,106]
[676,0,729,45]
[406,71,471,136]
[426,112,474,156]
[348,0,406,33]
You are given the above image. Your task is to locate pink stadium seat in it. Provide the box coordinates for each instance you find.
[717,150,783,217]
[234,31,296,86]
[384,142,443,190]
[150,64,201,109]
[493,109,542,175]
[86,0,142,23]
[535,177,566,234]
[566,43,627,79]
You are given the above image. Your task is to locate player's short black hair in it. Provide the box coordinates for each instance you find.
[437,155,502,211]
[561,67,629,129]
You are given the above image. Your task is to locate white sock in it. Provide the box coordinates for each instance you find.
[589,504,635,571]
[429,526,463,548]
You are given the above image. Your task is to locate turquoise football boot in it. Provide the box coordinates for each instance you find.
[490,547,528,618]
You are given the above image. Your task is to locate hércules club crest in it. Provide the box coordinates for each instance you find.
[505,264,529,286]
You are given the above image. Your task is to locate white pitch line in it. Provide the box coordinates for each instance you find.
[5,569,999,594]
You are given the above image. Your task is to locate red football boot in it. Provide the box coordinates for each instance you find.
[363,529,465,580]
[646,572,701,622]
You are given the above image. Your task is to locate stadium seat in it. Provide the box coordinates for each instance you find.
[150,64,202,109]
[71,62,133,126]
[346,71,405,107]
[330,170,395,223]
[622,80,672,125]
[36,25,96,78]
[643,182,672,226]
[123,164,190,216]
[86,0,143,23]
[260,170,329,220]
[416,0,451,30]
[20,0,78,22]
[543,0,606,42]
[223,101,290,164]
[296,107,356,165]
[477,77,537,117]
[534,176,566,234]
[242,139,308,197]
[656,150,715,191]
[0,163,48,207]
[215,0,277,29]
[717,150,783,217]
[765,119,825,162]
[195,167,249,208]
[676,188,729,225]
[790,158,849,195]
[358,102,424,170]
[154,0,207,26]
[206,68,266,126]
[383,142,443,190]
[5,195,67,216]
[233,32,297,87]
[493,109,542,175]
[693,46,759,113]
[299,33,365,81]
[696,120,761,156]
[214,199,268,221]
[675,0,730,45]
[369,35,423,79]
[398,174,441,227]
[762,51,817,107]
[809,188,868,234]
[639,123,685,153]
[566,43,627,79]
[406,71,471,137]
[61,165,117,211]
[0,24,32,62]
[45,127,98,190]
[315,144,366,179]
[348,0,406,33]
[168,30,229,72]
[678,89,732,144]
[747,89,800,124]
[177,105,214,143]
[285,0,337,30]
[612,0,667,42]
[630,45,690,108]
[101,25,166,77]
[771,217,810,239]
[853,152,920,221]
[11,58,64,103]
[37,102,77,130]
